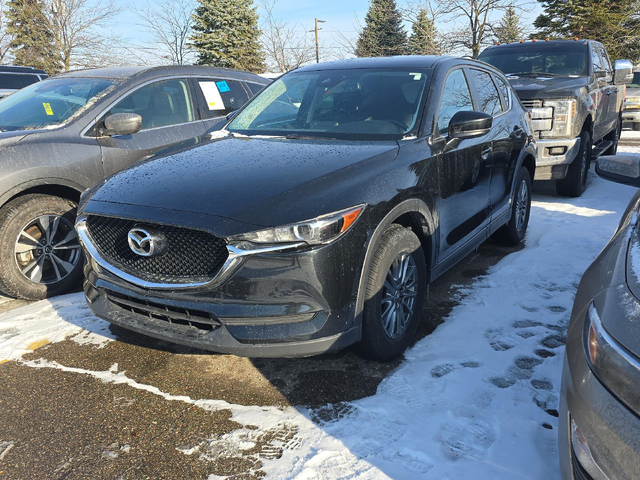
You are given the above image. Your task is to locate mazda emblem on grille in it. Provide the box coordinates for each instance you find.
[127,227,167,257]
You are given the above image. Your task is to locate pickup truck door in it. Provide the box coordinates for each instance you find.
[590,44,610,141]
[597,45,621,132]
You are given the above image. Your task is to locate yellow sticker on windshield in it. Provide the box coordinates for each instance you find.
[43,103,53,115]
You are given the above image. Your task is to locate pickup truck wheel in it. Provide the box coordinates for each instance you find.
[604,115,621,155]
[556,130,591,198]
[358,224,426,361]
[0,194,83,300]
[492,167,531,245]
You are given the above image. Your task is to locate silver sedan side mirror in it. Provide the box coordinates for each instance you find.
[596,155,640,187]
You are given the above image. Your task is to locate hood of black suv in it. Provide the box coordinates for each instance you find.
[507,75,587,101]
[88,134,399,230]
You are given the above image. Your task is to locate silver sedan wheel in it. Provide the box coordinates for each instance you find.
[515,179,529,232]
[381,252,418,339]
[14,215,81,285]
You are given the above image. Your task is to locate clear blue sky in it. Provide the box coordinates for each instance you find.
[109,0,543,61]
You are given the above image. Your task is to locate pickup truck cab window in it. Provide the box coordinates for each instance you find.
[436,69,473,135]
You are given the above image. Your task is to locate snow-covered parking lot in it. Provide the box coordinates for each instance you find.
[1,133,639,479]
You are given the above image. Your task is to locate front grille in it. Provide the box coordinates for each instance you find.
[86,215,228,284]
[571,449,594,480]
[106,289,219,331]
[521,99,543,109]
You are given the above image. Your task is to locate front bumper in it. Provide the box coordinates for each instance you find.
[560,337,640,480]
[533,137,582,180]
[81,223,368,358]
[622,109,640,125]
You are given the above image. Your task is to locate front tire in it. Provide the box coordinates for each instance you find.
[0,194,83,300]
[359,225,426,361]
[492,166,532,246]
[556,130,591,198]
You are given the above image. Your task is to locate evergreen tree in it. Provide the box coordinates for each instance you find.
[534,0,640,63]
[495,4,524,44]
[408,9,440,55]
[6,0,59,73]
[356,0,408,57]
[191,0,265,73]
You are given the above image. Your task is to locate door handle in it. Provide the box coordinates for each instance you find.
[606,90,612,96]
[481,146,492,160]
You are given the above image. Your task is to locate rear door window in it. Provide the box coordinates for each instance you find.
[194,79,249,118]
[108,78,195,130]
[437,69,474,135]
[469,69,503,116]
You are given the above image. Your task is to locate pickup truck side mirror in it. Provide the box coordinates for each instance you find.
[596,155,640,187]
[102,113,142,137]
[448,111,493,140]
[613,59,634,85]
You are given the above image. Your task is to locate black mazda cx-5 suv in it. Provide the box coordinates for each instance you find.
[77,56,536,360]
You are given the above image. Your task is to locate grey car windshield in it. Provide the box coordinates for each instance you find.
[228,68,430,140]
[479,44,589,77]
[0,77,118,131]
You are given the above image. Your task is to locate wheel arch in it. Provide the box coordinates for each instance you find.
[0,179,84,211]
[352,199,437,335]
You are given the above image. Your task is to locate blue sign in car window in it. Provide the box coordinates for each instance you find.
[216,81,230,93]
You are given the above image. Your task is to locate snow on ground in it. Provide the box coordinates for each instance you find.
[1,136,639,478]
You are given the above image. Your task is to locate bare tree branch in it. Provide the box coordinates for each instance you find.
[132,0,195,65]
[259,0,315,72]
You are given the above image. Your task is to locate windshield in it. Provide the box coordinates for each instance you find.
[479,44,589,77]
[0,77,119,131]
[228,68,430,140]
[629,73,640,88]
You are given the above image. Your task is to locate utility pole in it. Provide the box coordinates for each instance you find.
[312,18,326,63]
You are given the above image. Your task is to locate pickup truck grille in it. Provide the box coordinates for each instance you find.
[521,100,543,110]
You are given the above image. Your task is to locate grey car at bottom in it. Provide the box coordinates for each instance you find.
[0,65,268,300]
[560,154,640,479]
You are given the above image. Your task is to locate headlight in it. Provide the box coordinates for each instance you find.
[584,301,640,413]
[230,204,366,246]
[543,99,576,137]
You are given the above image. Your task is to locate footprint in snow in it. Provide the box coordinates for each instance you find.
[533,392,559,418]
[431,364,455,378]
[541,334,566,349]
[436,419,495,462]
[531,378,553,391]
[484,328,517,352]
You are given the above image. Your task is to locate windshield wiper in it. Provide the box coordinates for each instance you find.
[285,134,334,140]
[506,72,561,77]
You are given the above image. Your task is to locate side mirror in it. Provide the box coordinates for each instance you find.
[448,111,493,140]
[614,59,634,85]
[103,113,142,136]
[596,155,640,187]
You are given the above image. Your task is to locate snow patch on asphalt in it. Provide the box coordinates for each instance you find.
[0,293,113,361]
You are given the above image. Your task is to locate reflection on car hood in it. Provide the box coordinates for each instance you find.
[90,135,399,228]
[508,76,588,101]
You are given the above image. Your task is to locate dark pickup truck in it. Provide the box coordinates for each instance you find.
[479,39,633,197]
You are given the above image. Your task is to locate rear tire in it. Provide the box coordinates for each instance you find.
[0,194,83,300]
[358,224,426,361]
[492,167,532,246]
[556,130,591,198]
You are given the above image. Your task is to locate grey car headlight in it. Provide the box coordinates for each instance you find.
[230,204,366,246]
[584,301,640,413]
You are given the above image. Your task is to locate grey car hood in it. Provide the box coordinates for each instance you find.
[0,130,29,148]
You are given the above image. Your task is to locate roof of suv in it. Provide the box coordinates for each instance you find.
[0,65,47,75]
[294,55,470,72]
[54,65,269,83]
